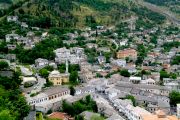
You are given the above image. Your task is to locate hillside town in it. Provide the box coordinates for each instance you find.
[0,14,179,120]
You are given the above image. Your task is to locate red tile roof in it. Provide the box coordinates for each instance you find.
[48,112,74,120]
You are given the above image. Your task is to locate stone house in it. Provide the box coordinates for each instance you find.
[116,48,137,60]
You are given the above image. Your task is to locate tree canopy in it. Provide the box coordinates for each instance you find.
[0,73,30,119]
[0,61,9,70]
[62,95,97,117]
[120,69,130,77]
[169,91,180,106]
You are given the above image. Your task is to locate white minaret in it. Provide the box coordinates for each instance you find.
[66,59,68,73]
[177,104,180,118]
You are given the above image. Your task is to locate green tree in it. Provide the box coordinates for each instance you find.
[87,55,96,64]
[125,95,136,106]
[69,64,80,73]
[62,100,75,116]
[0,42,8,54]
[58,64,66,73]
[75,115,84,120]
[104,52,111,63]
[0,61,9,70]
[13,96,30,118]
[135,57,143,65]
[62,95,97,117]
[0,110,15,120]
[90,115,104,120]
[44,79,53,87]
[120,69,130,77]
[171,56,180,65]
[169,91,180,106]
[170,73,177,79]
[69,71,78,84]
[96,73,103,78]
[160,70,169,80]
[69,86,75,96]
[150,35,157,44]
[44,66,54,71]
[39,68,49,78]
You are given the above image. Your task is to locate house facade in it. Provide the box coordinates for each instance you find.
[116,48,137,59]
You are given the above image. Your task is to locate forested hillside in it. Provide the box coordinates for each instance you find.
[0,0,12,4]
[0,0,166,28]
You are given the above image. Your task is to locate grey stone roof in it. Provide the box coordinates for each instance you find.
[116,82,170,91]
[134,95,157,103]
[43,86,69,96]
[106,114,125,120]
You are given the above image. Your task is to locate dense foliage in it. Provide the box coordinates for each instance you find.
[12,37,63,64]
[171,56,180,65]
[0,72,30,120]
[0,0,12,4]
[0,61,9,70]
[132,7,166,24]
[0,0,167,29]
[120,69,130,77]
[136,44,148,65]
[125,95,136,106]
[169,91,180,106]
[62,95,98,116]
[162,41,180,52]
[160,70,177,80]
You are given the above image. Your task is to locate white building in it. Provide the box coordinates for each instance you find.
[75,86,95,95]
[112,99,152,120]
[7,16,18,22]
[129,76,142,84]
[7,44,16,50]
[105,88,119,99]
[35,58,49,68]
[119,39,128,46]
[21,22,28,28]
[17,37,29,45]
[26,86,70,107]
[86,43,98,49]
[22,77,37,85]
[141,78,155,85]
[5,34,20,42]
[55,47,71,63]
[111,59,126,67]
[55,47,86,64]
[128,67,137,74]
